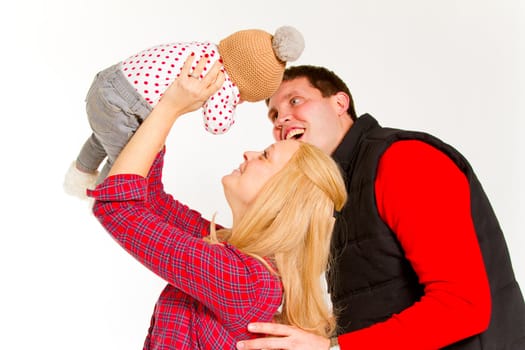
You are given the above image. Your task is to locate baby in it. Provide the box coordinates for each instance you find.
[64,26,304,198]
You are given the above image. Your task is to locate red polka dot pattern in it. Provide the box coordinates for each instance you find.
[120,41,240,134]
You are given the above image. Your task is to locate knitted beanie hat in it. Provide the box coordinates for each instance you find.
[218,26,305,102]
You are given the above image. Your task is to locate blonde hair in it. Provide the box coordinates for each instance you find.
[206,142,347,337]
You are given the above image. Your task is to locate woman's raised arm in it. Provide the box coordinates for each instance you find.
[108,54,225,178]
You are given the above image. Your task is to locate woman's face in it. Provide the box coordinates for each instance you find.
[222,139,300,215]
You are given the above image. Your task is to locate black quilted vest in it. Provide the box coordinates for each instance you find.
[328,114,525,349]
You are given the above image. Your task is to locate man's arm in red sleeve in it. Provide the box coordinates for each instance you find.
[338,140,490,349]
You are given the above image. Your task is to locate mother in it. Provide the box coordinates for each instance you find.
[88,55,346,349]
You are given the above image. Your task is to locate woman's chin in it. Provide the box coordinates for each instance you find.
[221,174,233,191]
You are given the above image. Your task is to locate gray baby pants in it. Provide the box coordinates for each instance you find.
[76,63,153,183]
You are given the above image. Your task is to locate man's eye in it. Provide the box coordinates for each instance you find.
[291,97,300,105]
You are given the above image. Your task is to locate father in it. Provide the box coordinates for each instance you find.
[237,65,525,349]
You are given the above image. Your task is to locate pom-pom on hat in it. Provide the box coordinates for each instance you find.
[218,26,305,102]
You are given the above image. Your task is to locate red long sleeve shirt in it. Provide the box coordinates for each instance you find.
[338,140,491,349]
[88,148,282,349]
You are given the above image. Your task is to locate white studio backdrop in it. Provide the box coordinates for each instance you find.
[1,0,523,349]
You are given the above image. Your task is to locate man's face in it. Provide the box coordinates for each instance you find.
[267,77,350,155]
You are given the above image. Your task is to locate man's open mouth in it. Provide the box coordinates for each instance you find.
[285,128,305,140]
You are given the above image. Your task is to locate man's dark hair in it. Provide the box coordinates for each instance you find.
[280,65,357,121]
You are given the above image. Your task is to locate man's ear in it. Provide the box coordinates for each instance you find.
[333,91,350,116]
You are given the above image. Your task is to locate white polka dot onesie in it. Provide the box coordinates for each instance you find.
[121,41,240,134]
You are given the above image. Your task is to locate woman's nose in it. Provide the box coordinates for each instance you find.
[243,151,257,161]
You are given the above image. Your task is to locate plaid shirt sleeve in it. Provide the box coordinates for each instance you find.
[87,152,278,326]
[144,147,214,237]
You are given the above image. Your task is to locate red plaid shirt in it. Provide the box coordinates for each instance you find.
[88,148,283,349]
